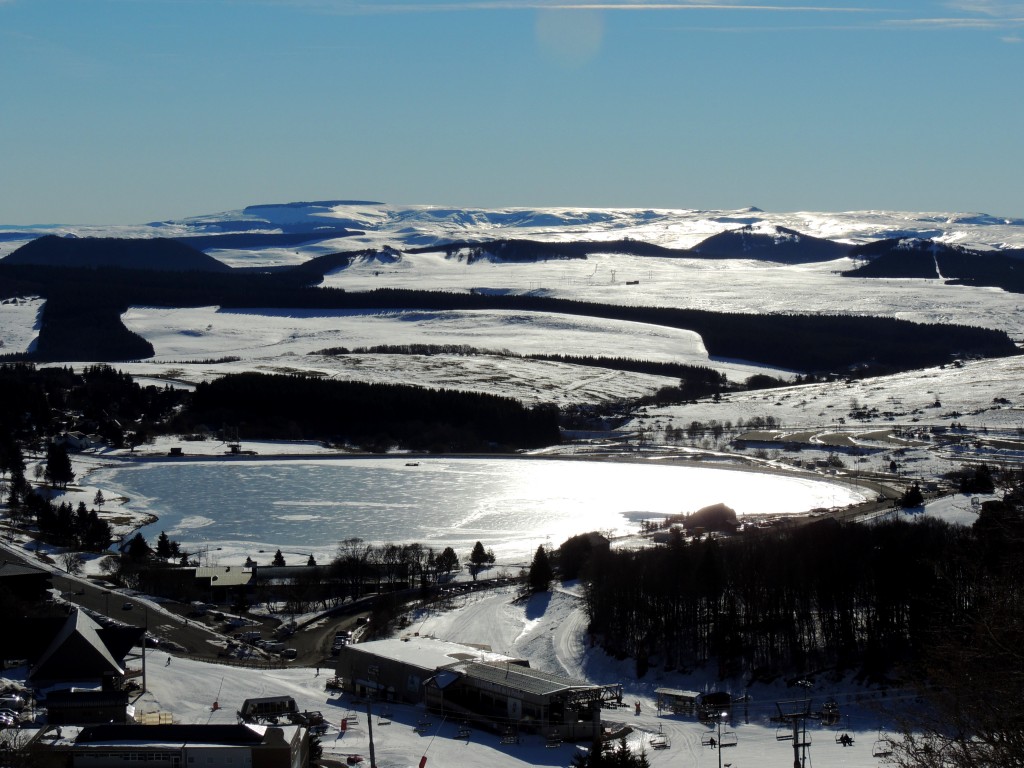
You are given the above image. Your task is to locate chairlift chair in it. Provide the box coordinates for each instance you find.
[872,735,893,757]
[719,729,738,748]
[649,726,669,750]
[456,722,472,739]
[545,731,562,748]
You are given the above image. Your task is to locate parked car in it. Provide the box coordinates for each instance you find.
[0,695,25,711]
[280,648,298,660]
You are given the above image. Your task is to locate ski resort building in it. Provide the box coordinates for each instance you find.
[424,659,620,740]
[334,637,621,739]
[334,636,515,704]
[34,723,309,768]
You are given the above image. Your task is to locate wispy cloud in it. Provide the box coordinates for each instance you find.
[267,1,881,13]
[884,14,1024,28]
[944,1,1024,15]
[245,0,1024,34]
[884,0,1024,29]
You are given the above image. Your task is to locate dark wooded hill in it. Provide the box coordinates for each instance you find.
[692,224,852,263]
[4,235,231,273]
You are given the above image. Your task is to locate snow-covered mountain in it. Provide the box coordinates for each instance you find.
[3,201,1024,266]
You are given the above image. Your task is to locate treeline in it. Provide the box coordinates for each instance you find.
[12,495,113,551]
[575,501,1024,680]
[0,363,559,455]
[407,237,683,261]
[1,261,1016,371]
[182,372,561,451]
[844,238,1024,293]
[0,363,186,449]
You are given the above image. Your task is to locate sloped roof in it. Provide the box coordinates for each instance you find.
[195,565,255,588]
[449,660,597,697]
[29,609,128,683]
[0,561,49,579]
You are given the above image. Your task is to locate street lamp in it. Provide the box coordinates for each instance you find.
[718,711,728,768]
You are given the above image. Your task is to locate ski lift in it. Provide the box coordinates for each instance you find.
[872,734,893,757]
[649,724,670,750]
[719,729,738,748]
[456,722,472,739]
[776,726,795,741]
[545,731,562,748]
[820,698,840,726]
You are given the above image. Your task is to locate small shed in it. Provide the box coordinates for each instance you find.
[655,687,701,715]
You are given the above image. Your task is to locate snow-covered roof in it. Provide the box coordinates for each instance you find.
[446,659,598,697]
[344,636,514,671]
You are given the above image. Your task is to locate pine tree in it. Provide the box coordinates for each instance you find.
[528,545,553,593]
[273,549,286,567]
[46,442,74,488]
[468,540,489,581]
[125,532,151,561]
[156,531,173,559]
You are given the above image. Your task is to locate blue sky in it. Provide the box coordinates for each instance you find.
[2,0,1021,224]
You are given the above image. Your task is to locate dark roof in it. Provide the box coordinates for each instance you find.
[47,690,129,708]
[29,609,142,683]
[76,724,268,745]
[0,561,49,579]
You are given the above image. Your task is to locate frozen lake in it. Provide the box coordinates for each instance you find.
[91,457,865,565]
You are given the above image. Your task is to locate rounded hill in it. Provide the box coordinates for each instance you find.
[3,235,232,273]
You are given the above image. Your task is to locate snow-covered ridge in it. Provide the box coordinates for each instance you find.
[3,201,1023,262]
